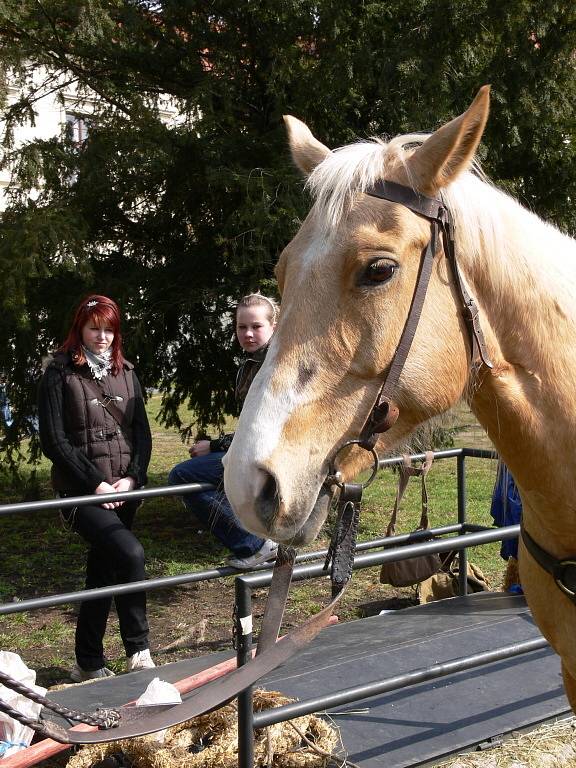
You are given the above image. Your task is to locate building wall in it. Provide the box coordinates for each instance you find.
[0,69,182,210]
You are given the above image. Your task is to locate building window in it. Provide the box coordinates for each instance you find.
[65,113,90,147]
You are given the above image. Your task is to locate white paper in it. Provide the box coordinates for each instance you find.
[135,677,182,743]
[135,677,182,707]
[0,652,47,758]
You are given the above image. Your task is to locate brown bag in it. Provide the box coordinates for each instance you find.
[417,551,491,603]
[379,452,442,587]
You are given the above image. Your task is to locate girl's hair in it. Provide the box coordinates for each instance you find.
[58,294,125,373]
[235,293,279,324]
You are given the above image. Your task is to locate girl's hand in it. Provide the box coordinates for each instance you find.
[112,477,136,493]
[110,477,136,506]
[189,440,210,458]
[95,481,121,509]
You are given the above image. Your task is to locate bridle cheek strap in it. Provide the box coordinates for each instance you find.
[358,180,493,451]
[358,218,439,449]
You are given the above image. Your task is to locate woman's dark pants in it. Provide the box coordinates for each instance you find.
[65,499,149,671]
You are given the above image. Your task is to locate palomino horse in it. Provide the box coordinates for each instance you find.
[223,86,576,709]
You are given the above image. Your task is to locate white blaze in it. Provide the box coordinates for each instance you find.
[224,228,332,533]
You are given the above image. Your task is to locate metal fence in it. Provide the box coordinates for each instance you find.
[0,446,530,768]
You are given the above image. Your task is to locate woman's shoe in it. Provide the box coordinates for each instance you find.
[127,648,155,671]
[70,663,115,683]
[227,540,278,570]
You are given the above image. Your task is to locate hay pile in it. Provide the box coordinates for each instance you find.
[436,716,576,768]
[66,689,339,768]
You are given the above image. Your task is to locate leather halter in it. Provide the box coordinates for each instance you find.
[521,525,576,604]
[357,179,493,450]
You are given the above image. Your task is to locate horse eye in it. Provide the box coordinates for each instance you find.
[359,259,397,286]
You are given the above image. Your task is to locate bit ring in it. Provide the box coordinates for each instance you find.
[326,440,380,489]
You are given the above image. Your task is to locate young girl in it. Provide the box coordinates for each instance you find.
[38,295,154,681]
[169,293,279,569]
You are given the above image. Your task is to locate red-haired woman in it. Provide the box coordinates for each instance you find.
[38,295,154,682]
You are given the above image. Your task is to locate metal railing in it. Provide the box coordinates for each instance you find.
[232,447,533,768]
[0,446,532,768]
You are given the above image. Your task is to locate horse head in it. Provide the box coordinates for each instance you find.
[224,87,492,545]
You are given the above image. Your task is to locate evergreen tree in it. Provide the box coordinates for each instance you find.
[0,1,575,464]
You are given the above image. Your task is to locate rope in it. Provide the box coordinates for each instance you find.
[0,670,120,730]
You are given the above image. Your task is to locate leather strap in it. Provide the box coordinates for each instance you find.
[368,180,445,220]
[438,209,493,369]
[324,483,363,597]
[255,545,295,655]
[358,179,493,451]
[386,452,434,536]
[368,180,492,369]
[358,220,439,449]
[521,525,576,602]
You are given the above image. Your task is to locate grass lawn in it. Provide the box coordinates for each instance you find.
[0,395,506,686]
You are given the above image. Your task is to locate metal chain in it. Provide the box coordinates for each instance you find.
[0,670,120,728]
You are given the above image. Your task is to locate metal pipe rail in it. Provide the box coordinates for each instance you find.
[0,445,516,768]
[236,524,520,591]
[0,483,214,517]
[0,443,494,616]
[0,523,488,616]
[0,447,496,518]
[252,637,549,728]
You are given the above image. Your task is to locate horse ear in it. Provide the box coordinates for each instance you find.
[406,85,491,192]
[283,115,331,176]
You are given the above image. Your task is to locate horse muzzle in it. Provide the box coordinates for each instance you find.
[253,468,333,545]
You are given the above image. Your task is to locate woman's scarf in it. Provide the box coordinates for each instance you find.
[82,346,113,380]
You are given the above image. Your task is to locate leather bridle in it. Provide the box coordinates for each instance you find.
[357,179,493,451]
[326,179,575,609]
[322,177,496,615]
[326,178,492,488]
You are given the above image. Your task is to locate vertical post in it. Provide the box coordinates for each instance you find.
[457,451,468,595]
[235,576,254,768]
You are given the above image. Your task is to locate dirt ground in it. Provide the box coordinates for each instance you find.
[8,537,418,690]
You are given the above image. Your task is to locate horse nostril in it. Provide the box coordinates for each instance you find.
[255,469,279,525]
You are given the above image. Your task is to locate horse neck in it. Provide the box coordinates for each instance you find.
[462,191,576,533]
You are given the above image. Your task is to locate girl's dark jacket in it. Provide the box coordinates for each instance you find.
[209,343,268,454]
[38,351,152,494]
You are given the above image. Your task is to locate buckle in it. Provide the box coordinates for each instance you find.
[553,559,576,598]
[462,300,479,322]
